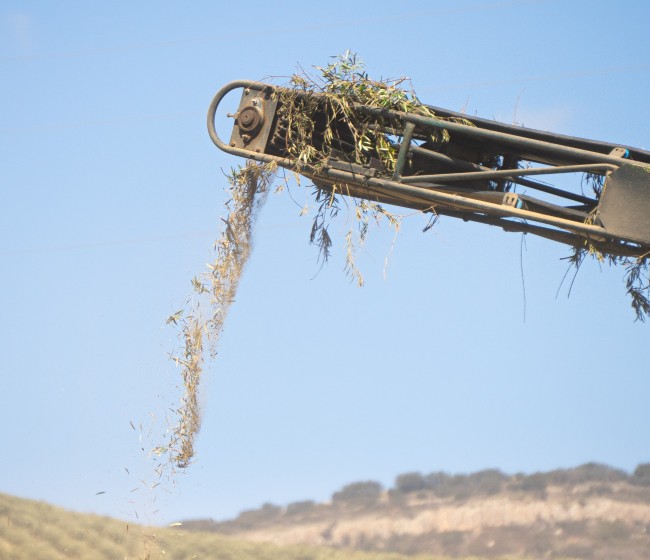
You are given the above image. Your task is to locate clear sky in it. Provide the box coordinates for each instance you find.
[2,0,649,526]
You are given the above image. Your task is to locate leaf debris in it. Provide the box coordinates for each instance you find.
[157,161,273,470]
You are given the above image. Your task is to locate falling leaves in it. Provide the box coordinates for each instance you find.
[166,310,184,326]
[158,161,273,470]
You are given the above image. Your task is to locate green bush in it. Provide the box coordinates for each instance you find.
[431,474,468,499]
[236,503,281,526]
[468,469,506,495]
[632,463,650,486]
[286,500,316,516]
[394,472,428,493]
[332,481,383,506]
[424,472,452,492]
[517,473,547,494]
[546,463,628,485]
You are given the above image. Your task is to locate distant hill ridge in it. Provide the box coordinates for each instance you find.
[182,462,650,560]
[3,463,650,559]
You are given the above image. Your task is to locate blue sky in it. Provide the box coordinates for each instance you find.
[2,0,649,525]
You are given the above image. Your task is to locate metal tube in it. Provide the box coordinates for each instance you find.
[400,163,618,184]
[356,105,641,167]
[409,145,596,205]
[329,182,643,257]
[410,145,484,171]
[425,104,650,164]
[392,122,416,181]
[322,167,637,243]
[432,209,645,257]
[207,80,258,151]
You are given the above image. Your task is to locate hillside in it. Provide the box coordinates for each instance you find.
[0,491,475,560]
[4,463,650,559]
[182,463,650,560]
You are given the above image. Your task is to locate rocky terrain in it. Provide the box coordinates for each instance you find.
[182,463,650,559]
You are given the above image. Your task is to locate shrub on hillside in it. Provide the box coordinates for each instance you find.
[425,472,452,491]
[394,472,429,493]
[516,473,547,495]
[546,463,628,485]
[468,469,507,495]
[236,503,281,526]
[631,463,650,486]
[332,481,383,506]
[286,500,316,516]
[431,474,472,500]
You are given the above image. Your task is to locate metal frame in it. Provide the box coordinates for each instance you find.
[208,80,650,256]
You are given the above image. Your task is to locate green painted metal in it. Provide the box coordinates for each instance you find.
[207,80,650,256]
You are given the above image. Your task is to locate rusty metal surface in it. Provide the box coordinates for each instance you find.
[228,85,278,154]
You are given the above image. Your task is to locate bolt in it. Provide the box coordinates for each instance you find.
[230,142,236,147]
[252,99,259,107]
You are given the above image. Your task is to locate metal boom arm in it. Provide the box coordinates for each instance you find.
[208,80,650,258]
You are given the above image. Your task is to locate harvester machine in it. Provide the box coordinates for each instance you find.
[207,80,650,258]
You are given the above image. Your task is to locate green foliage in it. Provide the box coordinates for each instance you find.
[394,472,429,494]
[623,256,650,321]
[391,464,636,500]
[424,472,452,492]
[332,481,383,507]
[517,473,548,494]
[279,51,453,285]
[632,463,650,486]
[431,475,472,500]
[236,503,282,527]
[280,52,650,319]
[394,470,503,499]
[286,500,317,516]
[467,469,507,496]
[545,463,628,486]
[564,239,650,322]
[284,50,449,173]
